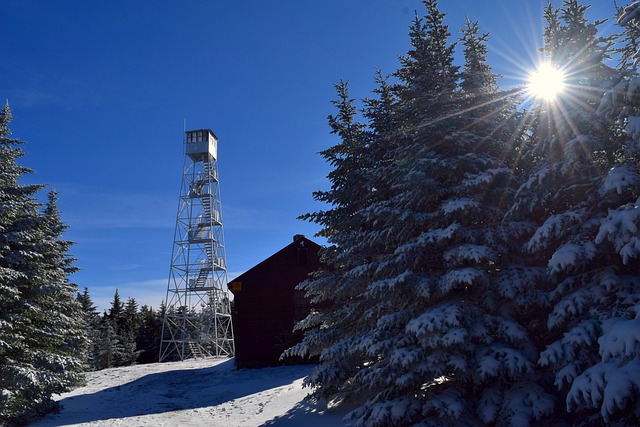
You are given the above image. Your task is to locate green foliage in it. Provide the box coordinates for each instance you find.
[81,289,164,370]
[0,103,86,425]
[136,304,163,364]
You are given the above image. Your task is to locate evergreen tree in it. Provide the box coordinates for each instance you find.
[287,80,382,402]
[537,2,640,424]
[104,291,138,367]
[108,289,125,330]
[77,287,101,370]
[506,1,639,424]
[342,3,551,424]
[137,304,162,364]
[30,190,87,382]
[92,313,122,371]
[79,289,164,369]
[0,101,47,423]
[119,297,141,365]
[77,287,98,317]
[0,102,85,424]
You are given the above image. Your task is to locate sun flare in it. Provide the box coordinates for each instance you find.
[528,63,566,101]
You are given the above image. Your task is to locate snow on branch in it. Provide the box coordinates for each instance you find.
[375,308,414,334]
[443,244,497,266]
[619,2,640,28]
[567,360,640,421]
[619,2,640,67]
[547,241,597,276]
[554,362,580,390]
[539,320,600,387]
[501,385,555,426]
[494,266,547,307]
[420,391,466,420]
[461,167,511,190]
[477,346,533,381]
[600,165,640,196]
[599,318,640,362]
[547,286,600,329]
[440,197,480,216]
[596,79,629,119]
[518,166,551,193]
[406,304,462,338]
[483,315,530,343]
[625,115,640,141]
[477,388,501,423]
[412,223,460,247]
[345,261,379,279]
[563,135,601,165]
[596,196,640,264]
[527,211,584,253]
[440,268,487,293]
[389,346,424,369]
[366,270,418,298]
[627,76,640,103]
[360,396,422,427]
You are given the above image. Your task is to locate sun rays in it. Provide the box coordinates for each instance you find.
[527,63,566,101]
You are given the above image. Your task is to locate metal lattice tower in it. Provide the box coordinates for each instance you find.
[159,129,234,361]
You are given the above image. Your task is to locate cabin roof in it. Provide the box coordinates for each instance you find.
[228,235,321,292]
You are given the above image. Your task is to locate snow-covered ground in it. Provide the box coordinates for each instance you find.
[29,359,350,426]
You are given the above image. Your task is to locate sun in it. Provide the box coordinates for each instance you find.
[527,63,566,101]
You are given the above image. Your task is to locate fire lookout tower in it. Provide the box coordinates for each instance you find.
[159,129,234,361]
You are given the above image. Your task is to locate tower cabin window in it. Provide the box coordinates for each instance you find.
[187,130,210,143]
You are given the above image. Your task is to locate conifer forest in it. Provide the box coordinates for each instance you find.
[2,1,640,426]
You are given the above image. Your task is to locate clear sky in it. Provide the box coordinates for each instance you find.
[0,0,620,311]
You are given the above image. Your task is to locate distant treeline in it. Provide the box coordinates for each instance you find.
[77,288,176,371]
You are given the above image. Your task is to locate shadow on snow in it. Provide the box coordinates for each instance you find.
[263,397,351,427]
[31,359,314,426]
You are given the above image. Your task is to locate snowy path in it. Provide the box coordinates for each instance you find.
[29,359,348,427]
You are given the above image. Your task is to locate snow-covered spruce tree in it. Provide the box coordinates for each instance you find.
[334,2,549,425]
[77,287,102,370]
[506,1,640,424]
[286,80,390,405]
[103,290,139,367]
[0,101,45,423]
[340,4,466,425]
[0,103,85,424]
[29,190,87,377]
[455,18,556,425]
[552,2,640,426]
[92,313,121,370]
[120,297,142,365]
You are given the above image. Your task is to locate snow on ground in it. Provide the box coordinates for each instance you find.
[29,358,350,427]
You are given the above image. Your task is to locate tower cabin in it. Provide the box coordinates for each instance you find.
[228,235,321,369]
[186,129,218,161]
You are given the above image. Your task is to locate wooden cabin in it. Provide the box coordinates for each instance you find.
[228,235,321,368]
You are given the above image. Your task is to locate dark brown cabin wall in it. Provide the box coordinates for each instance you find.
[229,236,321,368]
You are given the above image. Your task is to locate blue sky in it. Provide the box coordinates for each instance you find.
[1,1,620,311]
